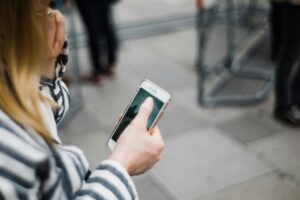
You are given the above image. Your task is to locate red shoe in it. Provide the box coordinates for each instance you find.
[82,72,107,86]
[105,65,117,79]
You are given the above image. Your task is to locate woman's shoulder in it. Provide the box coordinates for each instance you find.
[0,110,57,193]
[0,109,88,165]
[0,110,51,161]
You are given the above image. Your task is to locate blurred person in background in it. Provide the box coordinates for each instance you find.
[0,0,164,199]
[75,0,119,85]
[270,0,300,125]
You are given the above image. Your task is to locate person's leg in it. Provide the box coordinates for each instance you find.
[106,5,119,66]
[273,3,300,125]
[270,3,282,62]
[274,3,300,110]
[101,2,119,77]
[289,5,300,105]
[75,0,105,74]
[292,62,300,105]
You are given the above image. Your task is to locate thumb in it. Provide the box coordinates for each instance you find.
[48,12,56,48]
[53,11,65,50]
[132,97,153,127]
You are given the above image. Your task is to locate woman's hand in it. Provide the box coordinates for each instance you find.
[109,97,165,176]
[42,9,66,80]
[47,9,65,59]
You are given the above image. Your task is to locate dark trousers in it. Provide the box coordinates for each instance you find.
[270,2,300,109]
[75,0,119,74]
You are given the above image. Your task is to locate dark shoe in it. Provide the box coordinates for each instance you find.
[293,99,300,108]
[273,107,300,126]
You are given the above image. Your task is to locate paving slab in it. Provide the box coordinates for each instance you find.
[247,105,288,135]
[60,129,111,170]
[249,130,300,182]
[81,77,139,129]
[217,115,279,144]
[59,107,104,136]
[199,172,300,200]
[158,102,205,137]
[151,127,271,200]
[159,102,205,137]
[126,62,193,94]
[244,93,292,134]
[172,87,246,124]
[133,175,175,200]
[116,0,195,24]
[137,30,197,71]
[119,39,195,93]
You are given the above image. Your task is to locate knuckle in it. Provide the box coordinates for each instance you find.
[56,12,65,23]
[160,140,165,149]
[154,146,163,156]
[155,155,161,163]
[156,140,165,151]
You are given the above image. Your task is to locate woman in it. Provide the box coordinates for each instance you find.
[0,0,164,199]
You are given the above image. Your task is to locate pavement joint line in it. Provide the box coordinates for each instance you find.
[195,171,276,200]
[68,19,197,48]
[148,172,181,200]
[215,117,282,145]
[116,13,196,30]
[162,124,208,140]
[245,110,285,134]
[245,138,300,187]
[213,124,277,149]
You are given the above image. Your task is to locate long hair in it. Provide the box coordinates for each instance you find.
[0,0,53,144]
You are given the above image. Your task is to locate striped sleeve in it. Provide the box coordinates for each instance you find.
[0,133,139,200]
[76,160,138,200]
[0,111,138,200]
[41,144,139,200]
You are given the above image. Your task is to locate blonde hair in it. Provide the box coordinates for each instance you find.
[0,0,53,144]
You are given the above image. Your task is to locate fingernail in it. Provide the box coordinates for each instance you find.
[145,97,153,104]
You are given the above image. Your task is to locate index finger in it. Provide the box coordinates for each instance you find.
[48,10,56,48]
[53,10,65,51]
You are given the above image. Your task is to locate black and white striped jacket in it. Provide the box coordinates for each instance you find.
[0,40,138,199]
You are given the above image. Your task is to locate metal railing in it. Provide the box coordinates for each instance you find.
[196,0,274,106]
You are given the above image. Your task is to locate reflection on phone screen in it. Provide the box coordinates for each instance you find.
[112,88,164,141]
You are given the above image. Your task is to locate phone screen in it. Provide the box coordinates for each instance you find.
[112,88,164,142]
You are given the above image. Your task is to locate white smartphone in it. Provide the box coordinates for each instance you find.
[107,79,171,150]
